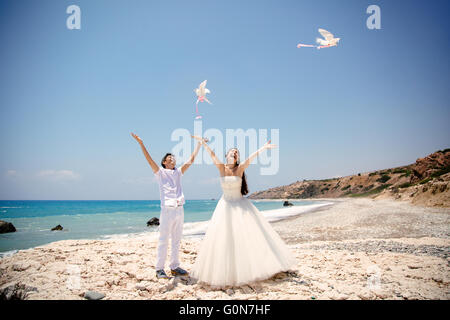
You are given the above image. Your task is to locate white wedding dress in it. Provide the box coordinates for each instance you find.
[191,176,296,287]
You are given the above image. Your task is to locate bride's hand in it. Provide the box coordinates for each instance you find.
[263,140,277,149]
[191,135,209,144]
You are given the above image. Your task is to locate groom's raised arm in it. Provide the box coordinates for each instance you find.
[180,141,202,174]
[131,133,159,174]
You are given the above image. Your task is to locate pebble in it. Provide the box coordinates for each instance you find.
[240,285,253,294]
[305,240,449,259]
[135,284,147,291]
[83,291,105,300]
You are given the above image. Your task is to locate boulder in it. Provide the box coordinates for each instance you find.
[83,291,105,300]
[410,150,450,184]
[283,201,293,207]
[147,217,160,226]
[0,283,38,300]
[51,225,63,231]
[0,220,16,234]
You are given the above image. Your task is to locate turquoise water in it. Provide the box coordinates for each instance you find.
[0,199,323,254]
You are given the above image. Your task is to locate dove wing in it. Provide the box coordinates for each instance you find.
[318,28,334,40]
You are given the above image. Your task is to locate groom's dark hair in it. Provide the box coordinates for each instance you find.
[161,153,174,168]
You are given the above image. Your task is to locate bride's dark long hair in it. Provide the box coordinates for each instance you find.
[227,149,249,196]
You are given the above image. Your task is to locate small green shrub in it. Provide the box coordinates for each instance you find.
[349,184,392,197]
[399,170,411,178]
[430,166,450,178]
[399,182,412,188]
[419,177,432,184]
[376,174,391,183]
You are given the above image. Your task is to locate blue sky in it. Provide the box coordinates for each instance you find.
[1,0,449,200]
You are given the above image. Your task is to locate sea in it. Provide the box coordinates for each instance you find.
[0,199,333,258]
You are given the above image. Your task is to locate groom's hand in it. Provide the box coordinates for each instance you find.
[131,132,143,145]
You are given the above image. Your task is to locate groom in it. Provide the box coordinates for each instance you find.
[131,133,204,279]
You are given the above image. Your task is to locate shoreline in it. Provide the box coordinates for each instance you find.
[0,199,331,258]
[0,197,448,300]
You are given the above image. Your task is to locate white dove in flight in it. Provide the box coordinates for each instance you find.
[315,28,340,49]
[194,80,212,119]
[297,28,341,50]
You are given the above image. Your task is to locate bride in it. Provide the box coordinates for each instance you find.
[190,136,297,287]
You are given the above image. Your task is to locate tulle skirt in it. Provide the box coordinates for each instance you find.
[190,195,297,287]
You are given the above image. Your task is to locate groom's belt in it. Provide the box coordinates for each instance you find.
[161,205,183,209]
[161,198,185,208]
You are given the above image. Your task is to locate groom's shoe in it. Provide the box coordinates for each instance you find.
[156,269,169,279]
[171,267,189,276]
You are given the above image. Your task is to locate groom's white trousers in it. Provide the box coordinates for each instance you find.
[156,206,184,270]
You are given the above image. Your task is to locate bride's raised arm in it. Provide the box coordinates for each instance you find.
[237,140,277,174]
[191,135,224,173]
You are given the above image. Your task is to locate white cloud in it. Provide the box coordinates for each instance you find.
[37,170,80,181]
[199,177,220,185]
[5,170,17,177]
[122,176,156,185]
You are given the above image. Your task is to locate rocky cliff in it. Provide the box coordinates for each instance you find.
[249,149,450,207]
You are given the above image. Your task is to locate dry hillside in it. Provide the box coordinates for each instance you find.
[249,149,450,208]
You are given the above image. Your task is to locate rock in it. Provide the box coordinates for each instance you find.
[432,276,443,284]
[135,284,147,291]
[357,290,374,300]
[147,217,160,226]
[83,291,105,300]
[240,285,253,294]
[0,283,38,300]
[409,151,450,184]
[407,265,421,269]
[283,201,294,207]
[315,282,328,292]
[298,280,310,286]
[226,289,234,295]
[136,274,147,281]
[12,262,31,272]
[51,225,63,231]
[373,290,390,299]
[159,282,175,293]
[0,220,16,234]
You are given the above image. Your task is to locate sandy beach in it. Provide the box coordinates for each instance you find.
[0,197,448,300]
